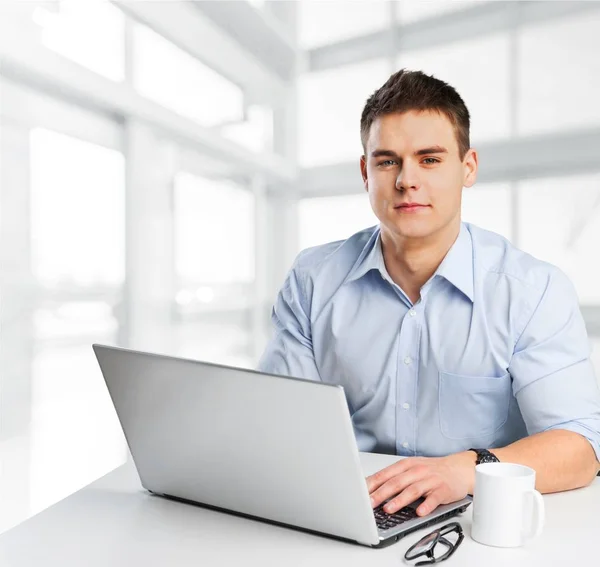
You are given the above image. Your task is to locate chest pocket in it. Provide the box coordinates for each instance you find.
[438,371,512,440]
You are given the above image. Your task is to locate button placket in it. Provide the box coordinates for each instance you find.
[396,306,420,455]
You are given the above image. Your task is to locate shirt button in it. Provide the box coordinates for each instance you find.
[409,309,416,317]
[402,442,409,449]
[404,356,412,365]
[402,403,410,410]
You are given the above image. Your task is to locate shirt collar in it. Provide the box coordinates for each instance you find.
[433,222,475,303]
[344,226,385,285]
[344,223,475,303]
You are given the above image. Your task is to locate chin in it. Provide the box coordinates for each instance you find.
[386,218,440,240]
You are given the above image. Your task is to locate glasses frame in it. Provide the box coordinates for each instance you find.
[403,522,464,566]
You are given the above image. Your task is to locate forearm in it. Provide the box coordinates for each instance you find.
[371,430,599,516]
[493,430,599,493]
[457,429,599,495]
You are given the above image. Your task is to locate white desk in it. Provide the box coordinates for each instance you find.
[0,452,597,566]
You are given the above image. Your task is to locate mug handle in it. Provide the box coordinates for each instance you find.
[524,489,545,540]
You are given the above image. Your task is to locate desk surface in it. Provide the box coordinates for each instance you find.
[0,452,597,566]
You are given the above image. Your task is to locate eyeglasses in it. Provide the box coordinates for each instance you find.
[404,522,464,565]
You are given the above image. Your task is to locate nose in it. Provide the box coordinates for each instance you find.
[395,162,420,191]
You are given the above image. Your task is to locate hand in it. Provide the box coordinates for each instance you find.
[366,452,476,517]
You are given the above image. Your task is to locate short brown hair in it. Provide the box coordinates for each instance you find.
[360,69,471,160]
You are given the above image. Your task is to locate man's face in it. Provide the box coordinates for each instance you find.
[360,110,477,241]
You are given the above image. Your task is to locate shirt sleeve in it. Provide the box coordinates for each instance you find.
[257,262,322,382]
[509,267,600,462]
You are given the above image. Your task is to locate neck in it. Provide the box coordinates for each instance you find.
[380,218,461,304]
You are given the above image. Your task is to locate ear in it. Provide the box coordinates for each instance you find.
[360,155,369,191]
[463,148,478,188]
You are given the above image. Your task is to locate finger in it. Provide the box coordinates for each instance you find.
[383,478,439,514]
[416,489,445,517]
[369,466,428,509]
[366,458,423,493]
[366,460,410,493]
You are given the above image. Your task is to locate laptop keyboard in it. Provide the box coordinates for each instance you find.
[373,504,419,531]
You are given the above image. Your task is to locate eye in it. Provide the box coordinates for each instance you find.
[378,160,397,167]
[422,158,440,165]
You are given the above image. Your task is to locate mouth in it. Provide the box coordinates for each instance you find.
[393,203,431,211]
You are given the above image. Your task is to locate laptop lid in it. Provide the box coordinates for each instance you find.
[93,344,380,546]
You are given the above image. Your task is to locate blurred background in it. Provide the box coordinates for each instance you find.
[1,0,599,532]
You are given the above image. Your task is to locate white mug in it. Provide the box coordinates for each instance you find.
[471,462,545,548]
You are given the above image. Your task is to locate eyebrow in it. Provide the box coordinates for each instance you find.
[370,146,448,158]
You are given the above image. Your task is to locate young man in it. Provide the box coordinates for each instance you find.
[258,70,600,518]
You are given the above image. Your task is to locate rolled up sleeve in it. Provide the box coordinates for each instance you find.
[509,268,600,462]
[257,261,321,382]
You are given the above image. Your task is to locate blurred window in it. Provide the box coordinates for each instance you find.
[518,173,600,304]
[32,0,125,81]
[298,59,390,167]
[299,0,388,49]
[397,33,511,145]
[461,182,512,241]
[517,10,600,136]
[298,194,378,251]
[174,172,255,311]
[395,0,487,24]
[133,24,244,128]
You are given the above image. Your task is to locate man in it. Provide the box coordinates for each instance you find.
[258,69,600,518]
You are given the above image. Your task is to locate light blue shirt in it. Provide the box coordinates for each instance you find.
[258,223,600,460]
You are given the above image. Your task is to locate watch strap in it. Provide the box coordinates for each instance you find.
[469,448,500,465]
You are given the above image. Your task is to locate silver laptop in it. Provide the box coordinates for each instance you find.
[93,344,471,548]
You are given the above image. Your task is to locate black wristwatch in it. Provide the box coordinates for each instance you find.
[469,448,500,465]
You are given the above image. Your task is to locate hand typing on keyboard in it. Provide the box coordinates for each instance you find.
[373,499,423,530]
[366,453,475,517]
